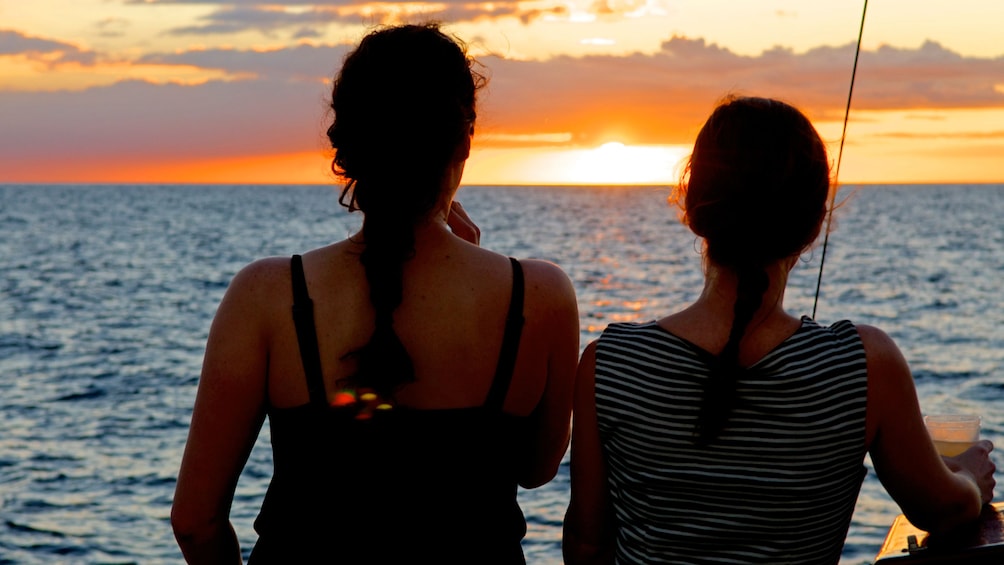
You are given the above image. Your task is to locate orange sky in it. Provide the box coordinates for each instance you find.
[1,0,1003,185]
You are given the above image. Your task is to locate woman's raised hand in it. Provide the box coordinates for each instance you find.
[447,201,480,245]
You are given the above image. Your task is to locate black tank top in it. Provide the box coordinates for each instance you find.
[249,256,530,564]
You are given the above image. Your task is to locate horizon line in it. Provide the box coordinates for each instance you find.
[2,180,1004,188]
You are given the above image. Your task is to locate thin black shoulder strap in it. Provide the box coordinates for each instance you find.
[290,255,327,406]
[484,258,525,411]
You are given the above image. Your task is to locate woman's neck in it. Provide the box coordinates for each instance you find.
[696,260,793,322]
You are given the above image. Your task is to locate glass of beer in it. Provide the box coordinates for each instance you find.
[924,414,980,457]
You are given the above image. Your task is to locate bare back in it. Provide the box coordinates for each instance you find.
[263,228,571,414]
[232,221,579,488]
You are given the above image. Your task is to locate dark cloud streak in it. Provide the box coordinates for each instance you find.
[160,2,563,35]
[0,29,97,65]
[0,78,329,162]
[139,43,351,80]
[164,6,340,36]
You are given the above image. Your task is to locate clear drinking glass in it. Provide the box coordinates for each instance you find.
[924,414,981,457]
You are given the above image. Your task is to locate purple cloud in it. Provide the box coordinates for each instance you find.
[164,6,340,36]
[0,29,97,65]
[0,78,330,164]
[155,2,562,34]
[139,43,351,81]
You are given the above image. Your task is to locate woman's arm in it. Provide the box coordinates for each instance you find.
[862,324,996,533]
[563,341,616,565]
[517,260,580,489]
[172,260,276,563]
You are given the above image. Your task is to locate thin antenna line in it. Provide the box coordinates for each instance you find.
[812,0,868,320]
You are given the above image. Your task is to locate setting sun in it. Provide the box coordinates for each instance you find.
[568,142,689,185]
[463,142,691,186]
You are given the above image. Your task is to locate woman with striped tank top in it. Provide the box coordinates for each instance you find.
[563,96,996,564]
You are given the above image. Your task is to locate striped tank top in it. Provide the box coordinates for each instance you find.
[594,317,868,564]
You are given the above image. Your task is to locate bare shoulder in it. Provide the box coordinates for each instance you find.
[225,256,293,301]
[206,256,300,355]
[212,256,305,335]
[518,258,576,299]
[854,322,895,346]
[517,259,578,328]
[855,323,910,375]
[516,259,579,365]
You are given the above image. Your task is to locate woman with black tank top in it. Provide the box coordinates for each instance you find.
[563,96,995,564]
[172,24,579,564]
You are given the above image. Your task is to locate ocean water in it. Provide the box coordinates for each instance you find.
[1,183,1002,564]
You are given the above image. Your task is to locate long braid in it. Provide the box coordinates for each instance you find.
[344,205,418,399]
[337,171,441,399]
[697,264,769,444]
[327,24,483,403]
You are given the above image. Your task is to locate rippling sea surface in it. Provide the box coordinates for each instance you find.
[2,183,1002,564]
